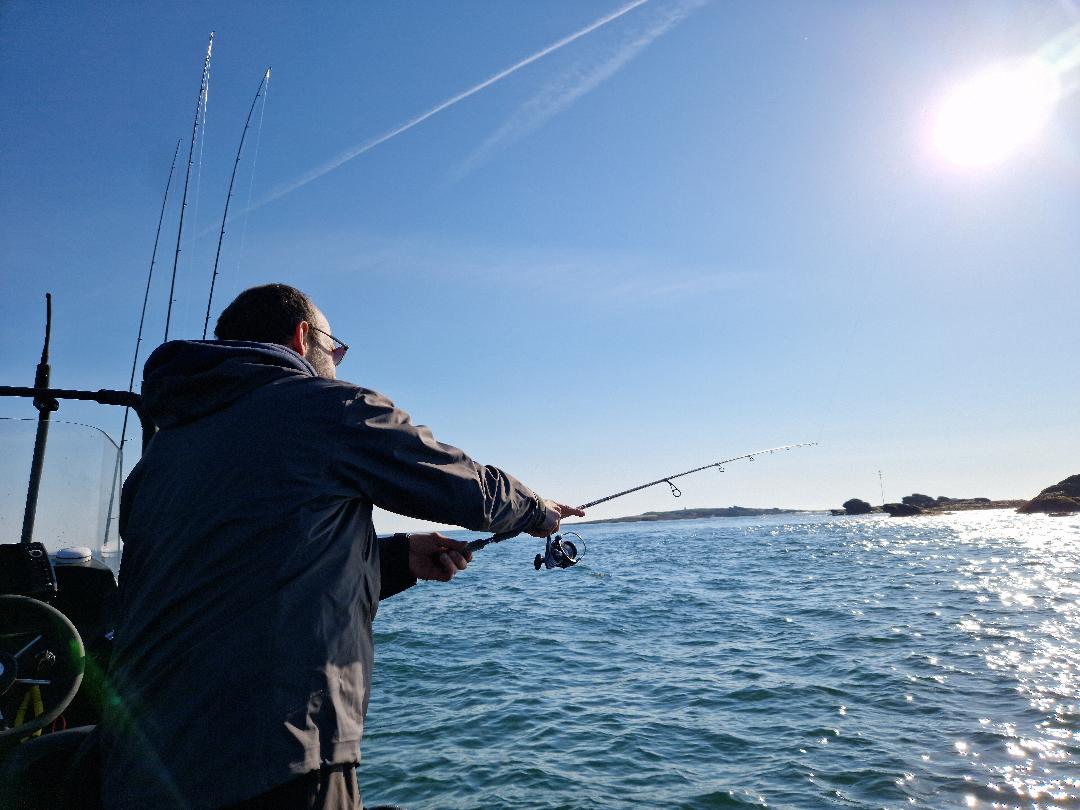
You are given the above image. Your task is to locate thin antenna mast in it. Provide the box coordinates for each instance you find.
[203,67,271,339]
[21,295,56,545]
[165,32,214,342]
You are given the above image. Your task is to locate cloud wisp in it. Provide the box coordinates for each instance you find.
[284,228,749,305]
[450,0,706,181]
[245,0,652,214]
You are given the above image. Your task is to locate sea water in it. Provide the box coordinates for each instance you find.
[361,511,1080,809]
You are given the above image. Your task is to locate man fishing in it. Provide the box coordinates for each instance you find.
[99,283,583,809]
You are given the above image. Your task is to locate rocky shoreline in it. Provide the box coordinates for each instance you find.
[565,475,1079,527]
[1017,474,1080,515]
[574,506,807,525]
[831,474,1079,518]
[829,494,1026,517]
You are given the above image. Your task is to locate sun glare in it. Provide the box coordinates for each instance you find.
[932,58,1061,168]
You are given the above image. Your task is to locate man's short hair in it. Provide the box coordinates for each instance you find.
[215,284,318,346]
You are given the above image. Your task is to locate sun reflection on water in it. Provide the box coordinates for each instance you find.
[368,509,1079,808]
[944,511,1080,806]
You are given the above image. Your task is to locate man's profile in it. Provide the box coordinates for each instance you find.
[99,283,582,809]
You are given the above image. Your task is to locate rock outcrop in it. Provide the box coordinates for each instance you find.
[902,493,937,509]
[1018,474,1080,515]
[842,498,873,515]
[834,491,1029,519]
[883,502,924,517]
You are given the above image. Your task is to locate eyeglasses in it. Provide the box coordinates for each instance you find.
[308,324,349,366]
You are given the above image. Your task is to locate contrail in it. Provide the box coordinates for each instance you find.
[249,0,651,212]
[451,0,704,181]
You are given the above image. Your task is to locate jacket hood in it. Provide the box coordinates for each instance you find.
[142,340,317,428]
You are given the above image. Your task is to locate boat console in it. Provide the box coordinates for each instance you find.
[0,541,109,807]
[0,301,138,807]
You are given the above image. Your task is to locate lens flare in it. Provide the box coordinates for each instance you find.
[932,58,1061,168]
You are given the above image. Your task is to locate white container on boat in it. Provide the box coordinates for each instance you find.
[53,546,92,566]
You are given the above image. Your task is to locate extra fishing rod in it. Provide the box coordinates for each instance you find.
[466,441,818,567]
[101,139,182,549]
[203,67,272,339]
[165,32,214,342]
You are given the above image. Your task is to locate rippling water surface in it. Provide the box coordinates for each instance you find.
[361,511,1080,809]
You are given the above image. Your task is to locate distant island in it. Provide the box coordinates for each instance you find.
[574,506,811,525]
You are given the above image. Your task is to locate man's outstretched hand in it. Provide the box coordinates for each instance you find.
[527,500,587,538]
[407,533,473,582]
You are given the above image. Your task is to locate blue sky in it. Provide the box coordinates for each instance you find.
[2,1,1078,532]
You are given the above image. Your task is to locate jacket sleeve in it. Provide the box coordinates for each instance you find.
[379,533,416,600]
[330,386,546,533]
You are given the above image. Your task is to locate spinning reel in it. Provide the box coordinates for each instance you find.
[533,532,586,571]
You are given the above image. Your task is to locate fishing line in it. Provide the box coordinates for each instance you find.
[814,348,847,449]
[0,418,120,449]
[812,300,865,449]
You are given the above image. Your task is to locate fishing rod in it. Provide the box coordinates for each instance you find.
[465,441,818,567]
[203,67,272,339]
[165,32,214,342]
[101,139,182,549]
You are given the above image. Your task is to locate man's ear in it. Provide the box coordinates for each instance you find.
[289,321,308,357]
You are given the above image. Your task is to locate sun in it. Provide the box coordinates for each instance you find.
[931,58,1061,168]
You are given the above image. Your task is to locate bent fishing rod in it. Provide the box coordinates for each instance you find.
[465,441,818,565]
[203,66,272,339]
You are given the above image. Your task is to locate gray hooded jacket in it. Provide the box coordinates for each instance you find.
[100,340,544,808]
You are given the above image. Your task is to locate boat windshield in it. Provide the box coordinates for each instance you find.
[0,416,123,572]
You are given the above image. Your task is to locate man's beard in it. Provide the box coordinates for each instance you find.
[308,343,336,380]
